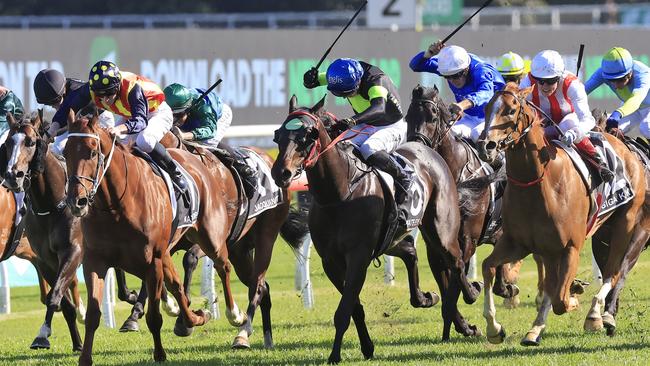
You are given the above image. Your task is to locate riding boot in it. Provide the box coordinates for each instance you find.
[574,137,614,183]
[216,142,257,198]
[366,150,413,205]
[149,142,188,192]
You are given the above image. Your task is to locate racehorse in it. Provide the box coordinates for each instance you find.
[271,95,481,363]
[114,127,303,350]
[2,112,86,351]
[406,84,545,309]
[63,108,246,364]
[477,83,648,345]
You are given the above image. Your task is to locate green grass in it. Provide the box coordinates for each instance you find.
[0,239,649,365]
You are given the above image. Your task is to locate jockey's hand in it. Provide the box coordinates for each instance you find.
[605,110,621,131]
[303,67,320,89]
[561,129,578,145]
[106,125,127,137]
[337,117,357,128]
[424,40,445,58]
[45,121,60,140]
[448,103,464,122]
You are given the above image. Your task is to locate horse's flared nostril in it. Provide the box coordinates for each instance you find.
[76,197,88,208]
[281,169,292,181]
[15,171,24,179]
[486,141,497,151]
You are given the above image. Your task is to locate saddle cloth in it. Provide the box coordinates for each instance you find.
[553,131,635,219]
[240,148,283,218]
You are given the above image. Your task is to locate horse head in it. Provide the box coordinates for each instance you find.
[63,105,110,217]
[406,84,451,148]
[478,83,535,164]
[271,94,331,188]
[3,111,47,192]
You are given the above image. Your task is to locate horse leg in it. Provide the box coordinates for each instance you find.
[550,244,581,315]
[79,259,108,366]
[384,238,439,308]
[482,236,530,344]
[162,251,210,338]
[31,288,55,350]
[602,228,649,336]
[68,277,86,325]
[145,257,166,363]
[519,254,559,347]
[533,254,545,310]
[114,268,138,305]
[181,244,204,304]
[59,291,83,352]
[324,252,373,364]
[119,282,147,332]
[160,285,180,317]
[48,244,83,312]
[213,253,247,328]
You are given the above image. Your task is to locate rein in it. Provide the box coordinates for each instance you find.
[67,132,117,203]
[410,97,456,149]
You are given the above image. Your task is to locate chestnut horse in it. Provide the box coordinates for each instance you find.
[405,85,545,309]
[272,96,481,363]
[478,83,648,345]
[63,109,258,364]
[2,112,86,351]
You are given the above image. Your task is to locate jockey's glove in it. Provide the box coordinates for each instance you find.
[448,103,464,123]
[606,111,622,131]
[45,121,60,140]
[562,129,578,145]
[338,117,356,128]
[303,67,320,89]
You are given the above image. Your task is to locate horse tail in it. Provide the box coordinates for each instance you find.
[279,205,310,251]
[456,166,506,216]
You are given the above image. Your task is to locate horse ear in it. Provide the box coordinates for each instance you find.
[289,94,298,113]
[67,109,75,125]
[433,84,439,94]
[6,112,16,129]
[311,95,326,115]
[413,84,423,98]
[519,86,534,99]
[32,112,43,133]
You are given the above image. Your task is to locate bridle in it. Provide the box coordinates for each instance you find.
[67,131,117,204]
[485,90,537,150]
[409,97,455,149]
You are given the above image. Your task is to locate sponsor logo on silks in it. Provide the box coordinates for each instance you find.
[284,119,304,130]
[89,36,119,69]
[328,75,345,84]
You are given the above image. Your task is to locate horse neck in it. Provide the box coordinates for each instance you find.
[506,119,547,184]
[437,133,467,182]
[93,131,128,210]
[305,124,352,204]
[28,151,66,211]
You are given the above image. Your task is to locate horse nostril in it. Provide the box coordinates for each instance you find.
[15,171,24,179]
[281,169,292,181]
[76,197,88,208]
[486,141,497,150]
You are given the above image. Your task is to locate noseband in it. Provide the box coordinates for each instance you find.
[487,90,536,150]
[409,97,451,148]
[67,132,117,204]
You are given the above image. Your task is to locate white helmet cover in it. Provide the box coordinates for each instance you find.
[438,45,471,76]
[531,50,565,79]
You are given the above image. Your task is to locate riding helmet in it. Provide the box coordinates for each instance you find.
[88,60,121,95]
[438,45,471,76]
[33,69,66,104]
[531,50,565,79]
[163,83,194,113]
[326,58,364,96]
[601,47,634,80]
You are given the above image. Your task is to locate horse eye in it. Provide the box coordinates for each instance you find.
[507,108,516,116]
[90,150,98,159]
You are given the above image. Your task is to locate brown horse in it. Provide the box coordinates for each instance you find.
[64,106,294,364]
[271,96,481,363]
[115,127,300,350]
[2,112,86,351]
[406,84,545,309]
[477,83,648,345]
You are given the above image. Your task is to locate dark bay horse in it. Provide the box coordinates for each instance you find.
[406,84,545,309]
[477,83,648,345]
[64,111,233,364]
[2,113,86,352]
[271,96,481,363]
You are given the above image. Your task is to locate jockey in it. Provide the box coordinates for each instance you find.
[33,68,115,156]
[409,41,506,142]
[585,47,650,141]
[521,50,613,182]
[163,83,256,198]
[497,52,526,84]
[48,60,187,191]
[0,86,24,144]
[303,58,411,204]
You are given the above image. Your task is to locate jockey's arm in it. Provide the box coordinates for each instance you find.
[52,84,91,128]
[583,69,604,95]
[567,80,596,130]
[617,74,650,117]
[187,104,218,141]
[123,83,148,134]
[463,67,496,109]
[349,96,388,126]
[409,51,439,74]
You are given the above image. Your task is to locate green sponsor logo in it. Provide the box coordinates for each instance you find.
[89,36,119,69]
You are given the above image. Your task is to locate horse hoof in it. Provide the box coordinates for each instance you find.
[232,336,251,350]
[123,290,139,305]
[327,354,341,364]
[361,343,374,360]
[584,317,604,332]
[570,279,590,295]
[520,331,542,346]
[153,349,167,362]
[264,331,274,349]
[173,318,194,337]
[119,319,140,333]
[487,326,506,344]
[503,295,521,309]
[195,309,212,325]
[603,313,616,337]
[30,337,50,350]
[472,281,484,293]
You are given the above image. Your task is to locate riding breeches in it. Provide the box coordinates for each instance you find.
[51,111,115,156]
[451,114,484,142]
[342,119,407,160]
[618,107,650,139]
[115,102,173,153]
